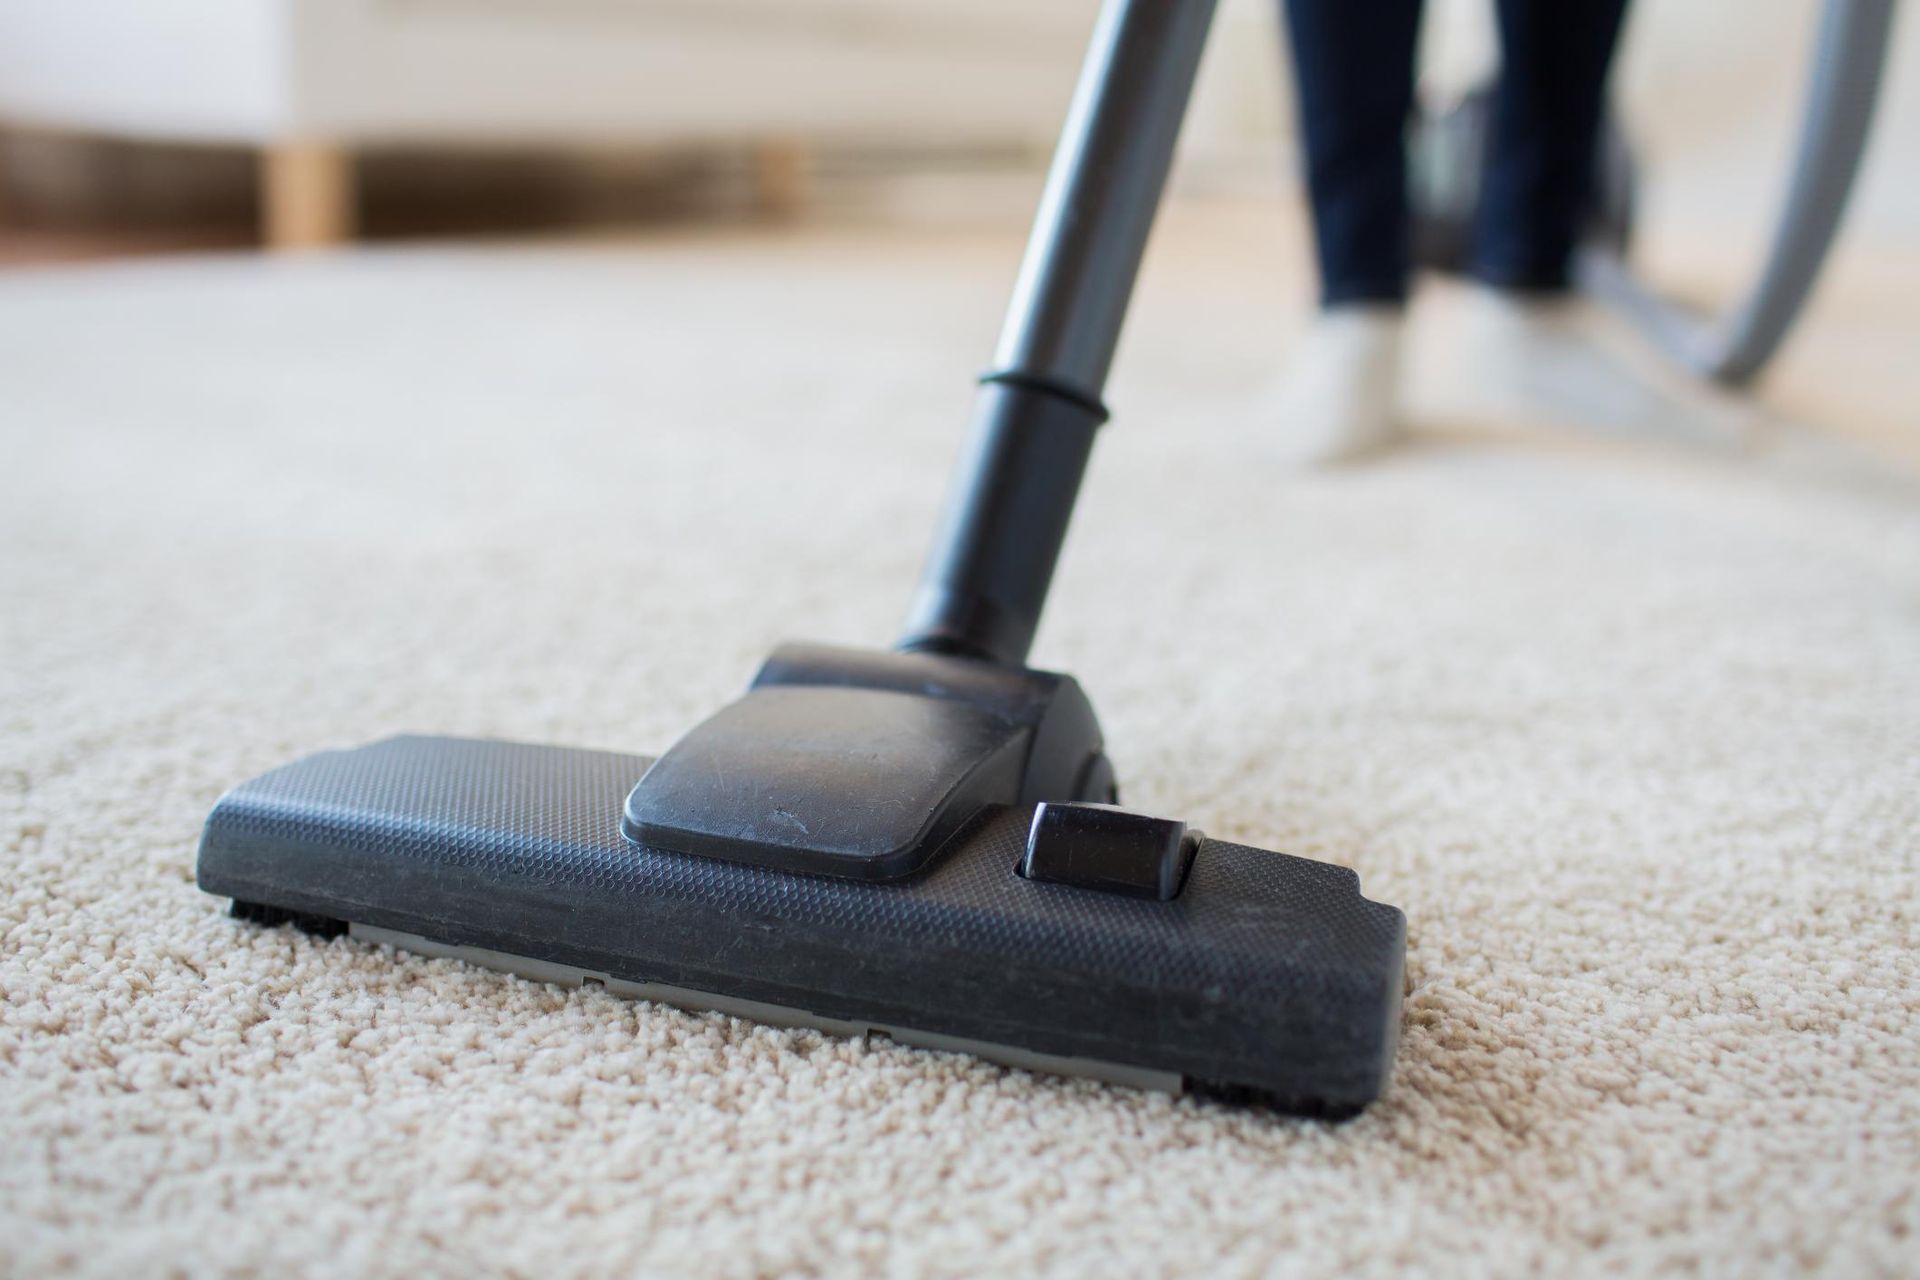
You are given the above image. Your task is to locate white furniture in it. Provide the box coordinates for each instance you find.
[0,0,1094,248]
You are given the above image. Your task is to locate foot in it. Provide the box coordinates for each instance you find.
[1268,304,1408,465]
[1415,284,1751,450]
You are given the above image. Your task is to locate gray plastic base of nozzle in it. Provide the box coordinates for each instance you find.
[352,923,1183,1093]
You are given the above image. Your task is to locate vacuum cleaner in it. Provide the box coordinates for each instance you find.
[197,0,1407,1116]
[1410,0,1896,387]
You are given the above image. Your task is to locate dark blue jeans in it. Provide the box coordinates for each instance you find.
[1283,0,1630,306]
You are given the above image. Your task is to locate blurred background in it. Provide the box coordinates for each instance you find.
[0,0,1915,452]
[0,1,1912,251]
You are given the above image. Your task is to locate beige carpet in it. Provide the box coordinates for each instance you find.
[3,208,1917,1277]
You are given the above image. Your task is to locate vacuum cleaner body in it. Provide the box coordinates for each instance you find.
[1408,84,1636,277]
[199,0,1409,1115]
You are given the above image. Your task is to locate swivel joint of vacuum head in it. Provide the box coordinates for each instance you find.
[622,641,1113,881]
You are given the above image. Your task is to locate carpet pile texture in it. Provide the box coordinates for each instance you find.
[3,220,1916,1277]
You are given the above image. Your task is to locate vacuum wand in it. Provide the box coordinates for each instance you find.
[898,0,1218,667]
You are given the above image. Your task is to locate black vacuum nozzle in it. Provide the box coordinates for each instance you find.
[199,711,1405,1114]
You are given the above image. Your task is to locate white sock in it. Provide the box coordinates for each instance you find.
[1421,284,1750,449]
[1270,304,1407,465]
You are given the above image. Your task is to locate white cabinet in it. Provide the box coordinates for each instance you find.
[0,0,1095,246]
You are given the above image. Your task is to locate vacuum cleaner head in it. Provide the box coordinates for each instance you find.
[199,0,1410,1116]
[199,645,1405,1116]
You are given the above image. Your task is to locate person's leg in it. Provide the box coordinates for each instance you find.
[1472,0,1631,291]
[1271,0,1423,464]
[1282,0,1426,306]
[1455,2,1745,448]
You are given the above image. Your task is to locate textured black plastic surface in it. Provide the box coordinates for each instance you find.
[197,736,1406,1112]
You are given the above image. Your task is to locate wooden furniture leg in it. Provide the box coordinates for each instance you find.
[261,141,355,251]
[751,139,810,221]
